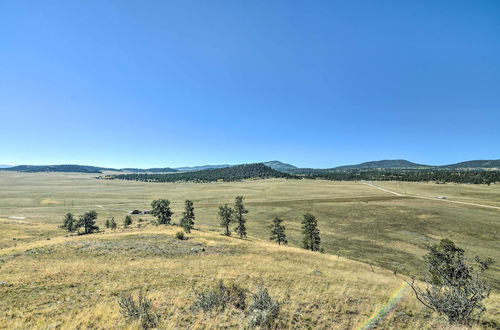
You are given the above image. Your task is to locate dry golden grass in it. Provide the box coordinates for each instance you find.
[1,226,497,329]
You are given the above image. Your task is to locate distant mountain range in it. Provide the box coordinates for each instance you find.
[335,159,430,169]
[0,165,179,174]
[1,159,499,174]
[333,159,500,170]
[174,164,231,172]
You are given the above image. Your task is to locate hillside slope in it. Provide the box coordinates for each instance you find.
[441,159,500,169]
[263,160,297,171]
[3,225,495,329]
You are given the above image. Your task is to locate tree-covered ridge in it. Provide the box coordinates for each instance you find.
[109,163,298,183]
[309,169,500,185]
[335,159,430,169]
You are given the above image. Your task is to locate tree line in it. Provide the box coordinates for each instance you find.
[106,163,297,183]
[308,169,500,185]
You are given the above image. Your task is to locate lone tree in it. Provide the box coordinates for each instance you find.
[269,217,287,245]
[61,212,76,232]
[180,200,195,233]
[76,211,99,235]
[234,196,248,238]
[151,199,173,225]
[408,239,494,326]
[301,213,321,251]
[124,215,133,228]
[218,204,233,236]
[109,217,117,230]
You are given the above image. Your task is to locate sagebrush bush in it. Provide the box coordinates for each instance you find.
[118,291,158,329]
[192,280,247,312]
[248,286,281,328]
[175,231,185,240]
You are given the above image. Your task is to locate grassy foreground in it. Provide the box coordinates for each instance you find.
[0,225,497,329]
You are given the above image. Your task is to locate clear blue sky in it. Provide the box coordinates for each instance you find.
[1,1,499,168]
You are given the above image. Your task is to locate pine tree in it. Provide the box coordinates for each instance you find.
[301,213,320,251]
[234,196,248,239]
[218,204,233,236]
[110,217,117,230]
[124,215,133,228]
[61,212,76,232]
[180,200,195,233]
[269,217,287,245]
[76,211,99,235]
[151,199,173,225]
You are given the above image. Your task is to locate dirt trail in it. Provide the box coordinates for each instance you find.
[364,182,500,211]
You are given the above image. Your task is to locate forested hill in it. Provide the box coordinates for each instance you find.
[439,159,500,169]
[335,159,430,169]
[263,160,297,171]
[107,163,298,182]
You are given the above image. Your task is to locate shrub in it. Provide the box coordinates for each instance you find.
[124,215,133,228]
[118,291,158,329]
[192,280,247,312]
[248,286,281,328]
[408,239,494,325]
[175,231,185,240]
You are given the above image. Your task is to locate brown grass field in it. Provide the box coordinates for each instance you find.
[0,172,499,329]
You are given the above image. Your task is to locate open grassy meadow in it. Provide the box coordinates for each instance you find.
[0,172,499,328]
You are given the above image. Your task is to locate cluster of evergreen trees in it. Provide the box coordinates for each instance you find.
[108,163,297,183]
[61,211,100,234]
[308,169,500,184]
[217,196,249,238]
[149,199,196,233]
[61,196,323,253]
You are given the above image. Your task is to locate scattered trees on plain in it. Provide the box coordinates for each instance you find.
[301,213,321,252]
[218,204,233,236]
[234,196,248,239]
[61,212,76,232]
[180,200,195,233]
[151,199,173,225]
[269,217,287,245]
[124,215,133,228]
[109,217,117,230]
[76,210,99,235]
[408,239,494,326]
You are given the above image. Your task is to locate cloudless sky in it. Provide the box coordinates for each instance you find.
[1,0,499,168]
